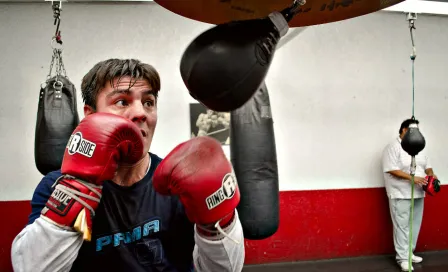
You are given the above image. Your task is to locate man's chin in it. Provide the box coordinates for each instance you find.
[120,153,148,168]
[143,137,152,153]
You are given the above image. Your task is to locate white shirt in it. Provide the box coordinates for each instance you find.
[382,137,432,199]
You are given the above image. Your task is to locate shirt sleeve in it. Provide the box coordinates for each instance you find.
[11,217,83,272]
[425,153,432,170]
[193,210,245,272]
[11,171,84,272]
[382,144,400,173]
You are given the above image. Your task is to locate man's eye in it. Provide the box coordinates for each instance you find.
[144,100,155,107]
[115,100,128,106]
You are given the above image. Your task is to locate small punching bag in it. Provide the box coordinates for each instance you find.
[180,3,303,112]
[230,82,279,240]
[401,122,425,156]
[35,74,80,176]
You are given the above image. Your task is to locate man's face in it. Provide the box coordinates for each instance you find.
[84,76,157,154]
[400,128,407,138]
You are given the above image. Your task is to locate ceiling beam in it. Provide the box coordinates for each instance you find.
[1,0,448,16]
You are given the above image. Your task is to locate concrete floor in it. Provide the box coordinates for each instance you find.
[243,251,448,272]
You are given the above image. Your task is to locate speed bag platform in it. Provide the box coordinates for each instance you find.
[35,76,80,176]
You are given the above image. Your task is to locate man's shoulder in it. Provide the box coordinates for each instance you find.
[34,170,63,194]
[384,137,401,150]
[28,170,63,225]
[149,152,163,165]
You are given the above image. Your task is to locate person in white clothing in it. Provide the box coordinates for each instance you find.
[382,118,437,271]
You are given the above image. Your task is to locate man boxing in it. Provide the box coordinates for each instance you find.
[11,58,245,271]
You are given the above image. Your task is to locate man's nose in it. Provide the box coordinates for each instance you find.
[128,101,147,123]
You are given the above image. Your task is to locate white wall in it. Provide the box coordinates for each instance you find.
[0,2,447,201]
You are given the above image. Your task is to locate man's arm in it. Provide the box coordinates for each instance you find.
[12,217,83,272]
[386,170,428,186]
[387,170,412,181]
[424,154,437,179]
[382,144,400,173]
[11,173,83,272]
[382,144,412,180]
[152,136,245,272]
[193,211,245,272]
[425,168,437,178]
[382,146,428,186]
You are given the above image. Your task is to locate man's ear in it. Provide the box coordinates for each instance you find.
[84,105,95,116]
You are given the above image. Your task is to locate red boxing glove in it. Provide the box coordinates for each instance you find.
[153,136,240,239]
[41,113,144,241]
[424,175,441,196]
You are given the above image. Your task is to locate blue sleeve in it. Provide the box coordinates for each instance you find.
[27,170,62,225]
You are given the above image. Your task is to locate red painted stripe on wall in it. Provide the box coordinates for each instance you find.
[1,187,447,271]
[243,186,448,264]
[0,201,31,272]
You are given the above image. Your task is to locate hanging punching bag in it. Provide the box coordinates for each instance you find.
[401,122,425,156]
[230,82,279,240]
[35,75,80,176]
[179,2,303,112]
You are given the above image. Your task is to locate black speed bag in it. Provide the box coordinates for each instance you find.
[35,76,80,176]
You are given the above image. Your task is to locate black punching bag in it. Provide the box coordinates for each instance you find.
[401,122,425,156]
[35,76,80,176]
[230,82,279,240]
[180,9,291,112]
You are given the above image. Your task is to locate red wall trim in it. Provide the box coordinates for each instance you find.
[244,187,448,264]
[1,186,447,271]
[0,201,31,272]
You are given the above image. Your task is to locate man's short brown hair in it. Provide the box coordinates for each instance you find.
[399,118,419,135]
[81,58,161,109]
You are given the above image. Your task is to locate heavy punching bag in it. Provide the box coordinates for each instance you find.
[35,74,80,176]
[179,2,305,112]
[230,82,279,240]
[35,1,79,176]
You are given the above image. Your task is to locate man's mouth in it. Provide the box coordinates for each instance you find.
[141,130,147,138]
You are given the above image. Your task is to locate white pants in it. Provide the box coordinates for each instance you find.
[388,197,424,262]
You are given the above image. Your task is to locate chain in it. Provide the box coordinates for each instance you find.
[59,50,68,77]
[47,52,56,81]
[47,48,67,82]
[45,1,68,85]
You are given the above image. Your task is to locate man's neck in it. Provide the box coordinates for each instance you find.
[112,153,150,187]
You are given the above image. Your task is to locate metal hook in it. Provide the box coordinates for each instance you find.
[53,80,63,90]
[290,0,307,14]
[407,13,417,60]
[51,37,64,51]
[281,0,307,22]
[52,1,63,45]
